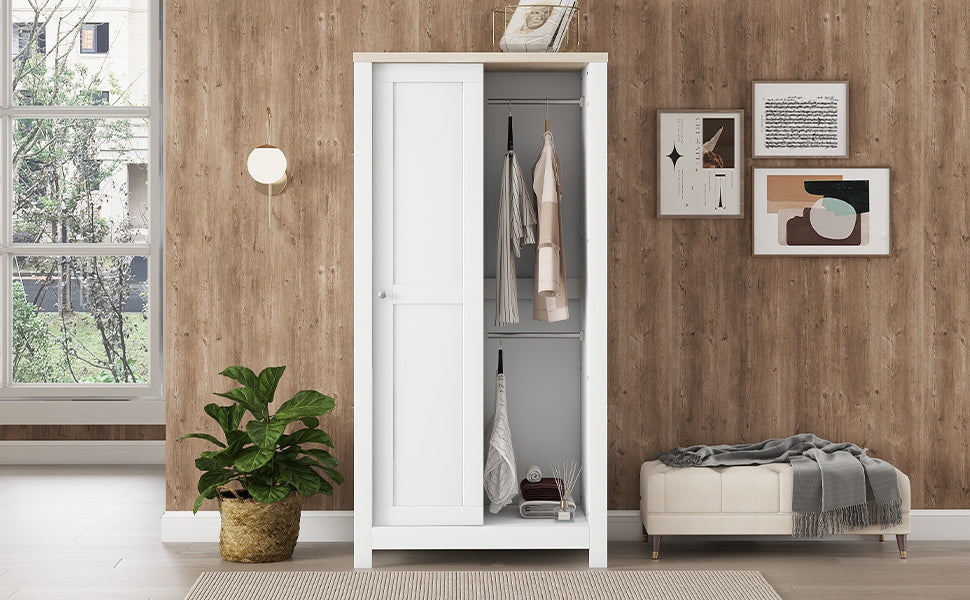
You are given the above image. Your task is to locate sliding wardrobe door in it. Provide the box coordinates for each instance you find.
[371,64,484,526]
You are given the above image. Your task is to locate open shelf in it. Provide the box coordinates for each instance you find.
[372,505,590,550]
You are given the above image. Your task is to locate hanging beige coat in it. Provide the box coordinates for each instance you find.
[532,130,568,322]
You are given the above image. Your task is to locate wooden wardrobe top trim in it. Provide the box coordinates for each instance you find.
[353,52,608,72]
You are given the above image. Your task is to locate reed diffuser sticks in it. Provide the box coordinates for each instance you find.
[552,461,582,513]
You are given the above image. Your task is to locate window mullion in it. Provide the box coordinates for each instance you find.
[2,0,11,110]
[2,0,10,388]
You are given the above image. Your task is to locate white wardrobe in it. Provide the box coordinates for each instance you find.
[353,52,608,568]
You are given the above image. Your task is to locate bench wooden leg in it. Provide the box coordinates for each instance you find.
[896,534,907,559]
[652,535,662,560]
[641,523,648,543]
[878,534,884,542]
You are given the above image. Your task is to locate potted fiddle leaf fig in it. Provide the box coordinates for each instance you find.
[179,365,343,563]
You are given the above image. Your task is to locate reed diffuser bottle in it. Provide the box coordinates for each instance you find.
[552,461,582,522]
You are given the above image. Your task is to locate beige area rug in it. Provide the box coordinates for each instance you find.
[184,570,782,600]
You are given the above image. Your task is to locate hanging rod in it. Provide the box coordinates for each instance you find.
[485,97,583,106]
[487,332,583,339]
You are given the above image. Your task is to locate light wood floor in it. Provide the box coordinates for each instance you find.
[1,466,968,599]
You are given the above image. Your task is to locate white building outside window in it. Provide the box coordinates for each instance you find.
[0,0,162,420]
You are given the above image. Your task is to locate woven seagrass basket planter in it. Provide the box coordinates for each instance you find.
[217,488,304,563]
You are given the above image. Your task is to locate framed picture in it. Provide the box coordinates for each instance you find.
[752,81,848,158]
[657,109,744,218]
[752,168,890,256]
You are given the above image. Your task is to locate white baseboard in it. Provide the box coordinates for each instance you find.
[162,508,970,543]
[607,510,643,541]
[0,399,165,425]
[908,509,970,541]
[0,440,165,465]
[161,510,354,543]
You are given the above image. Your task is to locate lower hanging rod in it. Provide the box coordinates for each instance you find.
[487,331,583,339]
[486,97,583,106]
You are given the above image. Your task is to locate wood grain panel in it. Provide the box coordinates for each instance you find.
[603,0,966,510]
[0,425,164,440]
[166,0,970,512]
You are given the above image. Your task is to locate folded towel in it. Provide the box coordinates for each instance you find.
[519,499,576,519]
[520,477,563,501]
[525,465,542,483]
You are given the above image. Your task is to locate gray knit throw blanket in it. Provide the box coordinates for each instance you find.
[654,433,902,537]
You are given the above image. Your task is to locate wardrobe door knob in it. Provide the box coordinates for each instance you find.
[377,291,387,299]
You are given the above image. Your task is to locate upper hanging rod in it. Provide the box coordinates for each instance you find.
[486,97,583,106]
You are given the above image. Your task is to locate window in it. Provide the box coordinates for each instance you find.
[80,22,108,54]
[2,0,160,400]
[12,21,45,60]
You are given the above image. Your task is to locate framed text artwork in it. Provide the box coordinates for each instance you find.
[752,81,849,158]
[752,168,890,256]
[657,110,744,218]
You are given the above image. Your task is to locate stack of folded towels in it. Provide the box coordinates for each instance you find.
[518,477,575,518]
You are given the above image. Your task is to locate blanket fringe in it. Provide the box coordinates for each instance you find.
[793,500,901,538]
[877,498,902,528]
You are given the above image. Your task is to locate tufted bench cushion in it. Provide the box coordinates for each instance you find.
[640,461,911,557]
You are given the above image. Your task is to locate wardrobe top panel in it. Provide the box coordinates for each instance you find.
[353,52,608,72]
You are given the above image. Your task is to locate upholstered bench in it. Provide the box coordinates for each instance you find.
[640,461,911,559]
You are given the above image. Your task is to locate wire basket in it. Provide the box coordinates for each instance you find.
[492,4,581,53]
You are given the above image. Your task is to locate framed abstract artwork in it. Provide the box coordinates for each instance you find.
[657,109,744,218]
[752,81,848,158]
[753,168,890,256]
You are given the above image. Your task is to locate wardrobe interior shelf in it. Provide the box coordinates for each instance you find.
[370,507,589,550]
[486,332,582,339]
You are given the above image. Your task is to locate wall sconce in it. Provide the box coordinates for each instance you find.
[247,106,287,228]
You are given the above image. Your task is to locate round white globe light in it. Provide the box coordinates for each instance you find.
[247,145,287,184]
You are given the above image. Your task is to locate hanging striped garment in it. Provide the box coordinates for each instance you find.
[495,149,537,327]
[533,130,569,322]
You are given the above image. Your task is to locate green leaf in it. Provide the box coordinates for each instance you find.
[233,445,275,472]
[230,404,247,430]
[246,420,286,450]
[277,444,300,462]
[316,477,334,495]
[256,366,286,404]
[197,469,235,494]
[301,448,338,468]
[279,427,333,448]
[195,449,237,472]
[323,467,344,484]
[225,429,249,448]
[214,386,265,419]
[277,461,321,497]
[294,456,343,486]
[300,417,319,429]
[320,466,345,485]
[203,403,246,435]
[192,494,206,514]
[220,366,258,390]
[247,481,294,504]
[177,432,226,448]
[275,390,335,423]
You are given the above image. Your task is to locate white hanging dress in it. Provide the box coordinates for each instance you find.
[484,355,518,513]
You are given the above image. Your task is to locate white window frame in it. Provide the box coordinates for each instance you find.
[0,0,163,424]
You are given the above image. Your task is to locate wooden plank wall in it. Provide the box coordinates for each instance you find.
[0,425,164,440]
[165,0,970,511]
